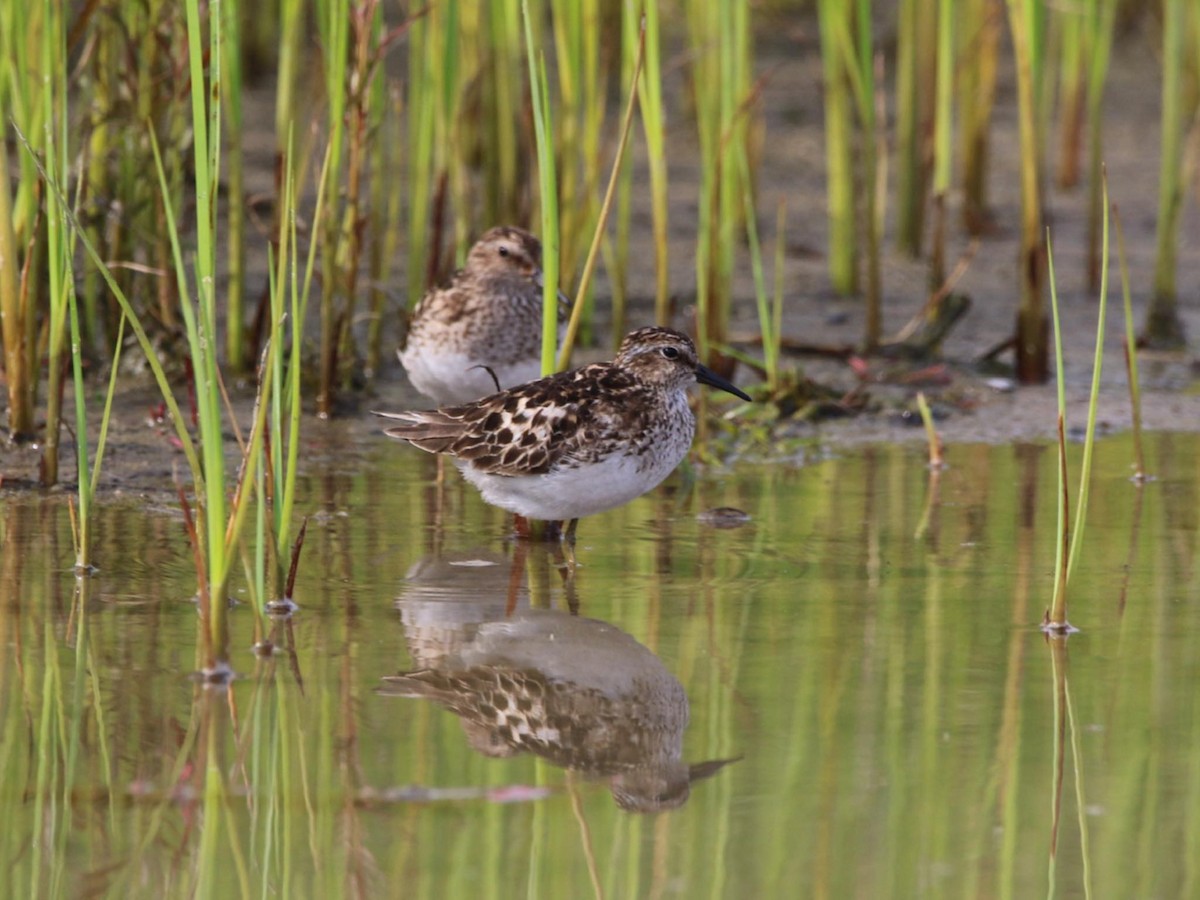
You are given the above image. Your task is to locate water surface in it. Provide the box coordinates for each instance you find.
[2,433,1197,898]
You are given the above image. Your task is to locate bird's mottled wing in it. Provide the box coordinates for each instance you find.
[453,363,651,475]
[379,363,646,476]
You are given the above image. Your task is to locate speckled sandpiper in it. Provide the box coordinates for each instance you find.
[377,326,751,543]
[399,225,568,405]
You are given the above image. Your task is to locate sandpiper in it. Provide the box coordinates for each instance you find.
[376,327,751,541]
[399,225,568,405]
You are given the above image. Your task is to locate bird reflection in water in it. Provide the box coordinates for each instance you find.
[382,546,738,812]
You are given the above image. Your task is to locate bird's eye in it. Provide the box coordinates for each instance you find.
[498,245,510,257]
[660,346,680,360]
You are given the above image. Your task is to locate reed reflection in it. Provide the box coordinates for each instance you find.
[382,544,738,812]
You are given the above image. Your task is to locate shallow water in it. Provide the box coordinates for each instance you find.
[2,433,1198,898]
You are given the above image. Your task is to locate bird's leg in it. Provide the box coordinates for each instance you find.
[558,519,580,572]
[549,542,578,598]
[515,517,567,542]
[559,539,578,575]
[563,564,579,615]
[506,539,529,616]
[427,460,446,556]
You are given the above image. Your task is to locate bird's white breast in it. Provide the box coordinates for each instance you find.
[400,344,545,406]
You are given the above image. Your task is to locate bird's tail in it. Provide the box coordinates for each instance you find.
[373,409,465,453]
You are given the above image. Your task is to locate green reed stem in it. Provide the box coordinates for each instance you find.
[857,2,881,348]
[1083,0,1117,290]
[197,705,223,898]
[1065,174,1109,587]
[1064,666,1094,898]
[817,0,859,293]
[550,0,583,295]
[819,0,878,334]
[224,0,246,371]
[522,0,561,376]
[577,0,603,347]
[738,144,773,387]
[53,51,108,554]
[59,581,92,887]
[1111,202,1145,481]
[959,0,999,234]
[222,354,277,598]
[89,313,127,509]
[771,200,786,390]
[1047,639,1066,890]
[285,151,330,543]
[5,0,45,247]
[607,4,640,342]
[436,1,462,186]
[915,392,944,469]
[40,0,70,489]
[407,10,436,306]
[29,620,58,896]
[690,0,752,357]
[638,0,669,327]
[182,0,230,652]
[79,6,114,352]
[366,41,402,376]
[270,157,296,556]
[1055,2,1085,188]
[894,0,934,256]
[275,0,303,203]
[929,0,953,289]
[1047,229,1068,627]
[688,0,715,350]
[557,15,645,371]
[484,1,522,225]
[440,0,469,263]
[316,0,349,416]
[65,260,92,568]
[0,136,34,441]
[267,135,328,575]
[1143,0,1188,348]
[336,0,388,393]
[724,0,751,325]
[260,279,280,610]
[81,22,109,352]
[0,0,35,441]
[5,7,38,237]
[1006,0,1049,383]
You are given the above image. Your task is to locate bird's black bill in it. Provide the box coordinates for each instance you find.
[695,364,752,402]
